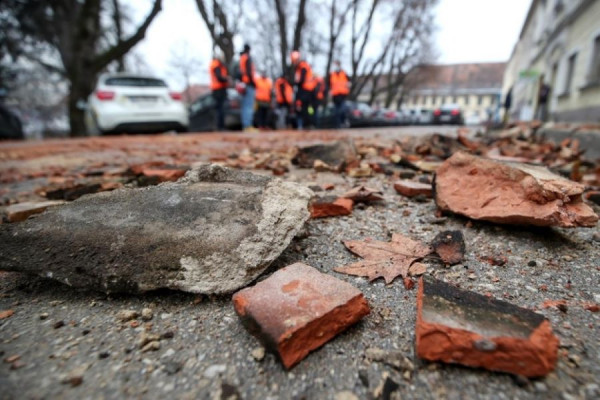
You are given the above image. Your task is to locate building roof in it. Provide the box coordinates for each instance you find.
[409,63,507,93]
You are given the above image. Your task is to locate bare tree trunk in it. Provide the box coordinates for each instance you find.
[111,0,125,71]
[273,0,288,75]
[195,0,235,65]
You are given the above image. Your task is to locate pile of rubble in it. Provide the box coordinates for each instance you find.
[1,123,599,383]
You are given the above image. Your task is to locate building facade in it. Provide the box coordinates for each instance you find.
[403,63,505,123]
[503,0,600,123]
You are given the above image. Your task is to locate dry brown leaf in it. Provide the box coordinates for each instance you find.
[0,309,14,319]
[334,233,431,284]
[341,186,384,203]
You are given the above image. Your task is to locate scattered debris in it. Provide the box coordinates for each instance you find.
[141,308,154,321]
[435,152,598,227]
[310,196,353,218]
[60,365,88,387]
[334,234,431,284]
[341,186,384,203]
[416,276,559,377]
[372,373,400,399]
[394,180,433,198]
[584,303,600,312]
[365,347,414,371]
[0,165,312,294]
[233,262,370,369]
[542,299,568,311]
[116,310,138,322]
[138,167,187,183]
[431,231,465,265]
[292,139,358,171]
[4,200,66,222]
[251,347,265,361]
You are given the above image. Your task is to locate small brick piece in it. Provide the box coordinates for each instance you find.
[5,201,66,222]
[416,276,558,377]
[140,168,187,182]
[431,230,465,265]
[310,196,353,218]
[233,263,370,369]
[394,180,432,198]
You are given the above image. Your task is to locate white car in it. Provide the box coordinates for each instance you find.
[85,74,188,135]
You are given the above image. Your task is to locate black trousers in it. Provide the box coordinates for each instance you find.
[296,89,312,129]
[212,89,227,130]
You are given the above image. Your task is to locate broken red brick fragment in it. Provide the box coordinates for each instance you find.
[434,152,598,227]
[232,263,370,369]
[140,168,187,182]
[416,276,559,377]
[310,196,353,218]
[431,230,465,265]
[393,180,432,198]
[4,200,66,222]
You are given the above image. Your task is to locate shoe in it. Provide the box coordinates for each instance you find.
[243,127,259,133]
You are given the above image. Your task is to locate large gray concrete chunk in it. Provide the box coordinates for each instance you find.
[0,164,313,294]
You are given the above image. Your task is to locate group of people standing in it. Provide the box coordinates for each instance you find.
[209,44,350,132]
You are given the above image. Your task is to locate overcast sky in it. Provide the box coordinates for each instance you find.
[133,0,532,90]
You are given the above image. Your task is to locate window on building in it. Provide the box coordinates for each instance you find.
[589,35,600,83]
[564,53,577,94]
[464,95,469,105]
[477,96,483,105]
[452,96,457,104]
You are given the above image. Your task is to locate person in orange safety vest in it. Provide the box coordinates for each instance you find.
[209,51,230,130]
[329,60,351,128]
[274,73,293,129]
[254,71,273,129]
[291,50,316,130]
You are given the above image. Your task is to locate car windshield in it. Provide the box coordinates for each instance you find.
[104,77,167,87]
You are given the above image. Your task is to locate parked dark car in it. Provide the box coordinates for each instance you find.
[188,89,242,131]
[371,108,403,126]
[189,89,279,131]
[346,101,375,128]
[0,104,24,140]
[432,104,464,125]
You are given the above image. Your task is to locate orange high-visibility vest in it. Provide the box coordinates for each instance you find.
[255,76,272,102]
[295,60,316,91]
[239,54,255,84]
[275,77,293,105]
[210,59,228,91]
[315,76,325,100]
[330,70,349,96]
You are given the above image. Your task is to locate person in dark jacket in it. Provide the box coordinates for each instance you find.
[209,51,229,131]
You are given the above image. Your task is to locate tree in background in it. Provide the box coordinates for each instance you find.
[0,0,163,136]
[197,0,437,108]
[169,42,205,104]
[194,0,244,67]
[349,0,438,107]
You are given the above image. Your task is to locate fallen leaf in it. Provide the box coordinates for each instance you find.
[334,233,431,284]
[341,186,384,203]
[0,310,14,319]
